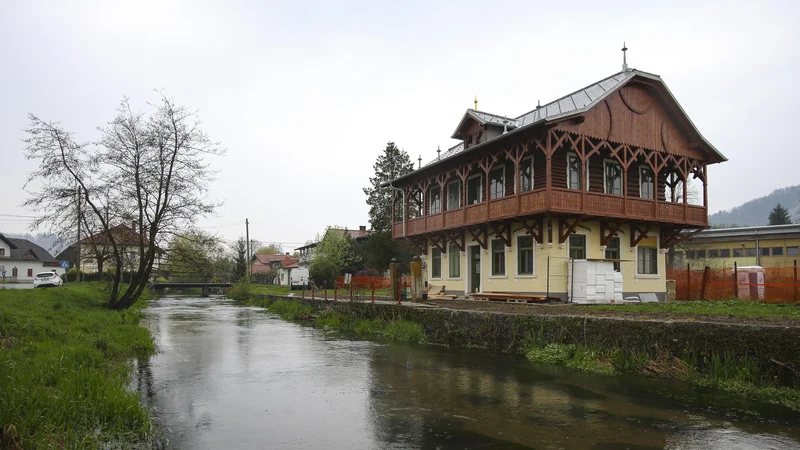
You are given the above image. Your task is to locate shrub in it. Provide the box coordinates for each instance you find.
[383,320,427,344]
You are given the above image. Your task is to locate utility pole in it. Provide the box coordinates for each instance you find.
[76,184,81,283]
[245,218,251,278]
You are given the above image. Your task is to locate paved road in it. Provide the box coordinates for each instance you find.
[0,283,34,290]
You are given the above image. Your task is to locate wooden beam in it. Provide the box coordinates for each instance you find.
[428,233,446,254]
[446,229,465,252]
[599,220,623,247]
[520,217,544,244]
[559,216,584,244]
[466,225,488,250]
[630,223,652,248]
[492,221,512,247]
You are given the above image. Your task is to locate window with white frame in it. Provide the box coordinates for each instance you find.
[567,153,588,191]
[431,248,442,278]
[521,157,534,192]
[517,236,534,275]
[446,180,461,211]
[637,246,658,275]
[640,166,655,200]
[491,240,505,275]
[568,234,586,259]
[429,186,441,214]
[467,174,483,205]
[489,166,505,200]
[604,160,622,196]
[448,243,460,278]
[0,249,4,256]
[605,236,620,271]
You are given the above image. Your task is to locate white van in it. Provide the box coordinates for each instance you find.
[289,268,310,290]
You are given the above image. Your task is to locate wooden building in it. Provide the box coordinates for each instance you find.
[385,65,726,301]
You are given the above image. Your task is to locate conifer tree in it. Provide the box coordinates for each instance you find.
[768,203,792,225]
[363,142,415,233]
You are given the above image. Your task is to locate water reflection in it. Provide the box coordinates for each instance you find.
[136,297,800,449]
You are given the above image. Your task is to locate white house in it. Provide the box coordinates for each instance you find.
[0,234,66,283]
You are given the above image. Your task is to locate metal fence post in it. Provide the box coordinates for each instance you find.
[334,283,338,301]
[311,284,315,300]
[324,280,328,301]
[700,266,710,301]
[733,261,738,299]
[794,259,798,303]
[371,281,375,304]
[687,263,691,300]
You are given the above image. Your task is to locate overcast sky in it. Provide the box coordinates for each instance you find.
[1,0,798,249]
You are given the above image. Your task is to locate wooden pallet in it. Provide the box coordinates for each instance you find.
[470,292,552,304]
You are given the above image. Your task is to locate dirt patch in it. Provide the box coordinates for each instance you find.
[429,300,800,328]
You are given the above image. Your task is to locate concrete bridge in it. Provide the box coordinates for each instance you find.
[149,282,232,297]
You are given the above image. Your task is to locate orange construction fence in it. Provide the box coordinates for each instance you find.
[334,275,409,289]
[667,263,799,303]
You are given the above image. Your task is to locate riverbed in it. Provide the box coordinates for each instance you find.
[135,297,800,449]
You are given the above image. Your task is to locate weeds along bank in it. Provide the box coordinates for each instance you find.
[0,283,156,449]
[238,293,800,411]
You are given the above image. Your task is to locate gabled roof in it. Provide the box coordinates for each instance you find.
[452,110,517,139]
[0,234,58,263]
[252,254,295,265]
[78,224,142,246]
[404,69,725,178]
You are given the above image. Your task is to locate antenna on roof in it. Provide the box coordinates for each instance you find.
[437,146,441,160]
[622,42,629,72]
[474,95,478,111]
[418,155,422,169]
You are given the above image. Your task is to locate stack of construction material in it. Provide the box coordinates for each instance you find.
[569,260,623,304]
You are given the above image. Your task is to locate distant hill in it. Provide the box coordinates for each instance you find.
[710,185,800,227]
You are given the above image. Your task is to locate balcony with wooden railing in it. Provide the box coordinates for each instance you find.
[391,187,707,239]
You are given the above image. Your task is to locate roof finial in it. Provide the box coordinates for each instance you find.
[536,100,541,109]
[418,154,422,169]
[474,95,478,111]
[622,42,628,72]
[437,146,441,160]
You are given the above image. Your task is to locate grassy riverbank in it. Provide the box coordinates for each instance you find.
[0,283,156,449]
[243,298,427,344]
[587,299,800,319]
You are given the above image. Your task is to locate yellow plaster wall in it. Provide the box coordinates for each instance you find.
[425,219,666,295]
[680,237,800,269]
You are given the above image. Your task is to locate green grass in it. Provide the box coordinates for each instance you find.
[265,300,315,320]
[586,299,800,319]
[0,283,157,448]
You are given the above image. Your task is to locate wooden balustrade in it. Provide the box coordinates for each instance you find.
[489,197,517,219]
[465,203,487,224]
[519,190,546,213]
[426,214,443,230]
[687,206,707,225]
[551,189,583,211]
[626,198,656,218]
[584,192,624,215]
[659,202,685,222]
[391,192,707,238]
[444,209,465,228]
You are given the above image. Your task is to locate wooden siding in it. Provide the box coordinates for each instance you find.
[554,82,704,160]
[533,151,546,190]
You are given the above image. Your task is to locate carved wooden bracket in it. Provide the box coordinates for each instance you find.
[630,223,652,248]
[477,154,498,175]
[428,233,446,254]
[559,216,584,244]
[519,217,544,244]
[408,236,427,254]
[599,220,624,246]
[660,227,705,249]
[492,221,512,247]
[466,225,488,250]
[446,229,465,252]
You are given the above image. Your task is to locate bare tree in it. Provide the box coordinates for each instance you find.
[24,95,222,309]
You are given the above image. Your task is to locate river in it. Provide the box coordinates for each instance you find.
[134,297,800,449]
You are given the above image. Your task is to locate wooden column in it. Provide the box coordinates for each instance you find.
[702,162,708,213]
[545,130,552,209]
[579,137,586,208]
[682,163,688,222]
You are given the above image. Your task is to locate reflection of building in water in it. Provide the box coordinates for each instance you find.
[365,345,692,449]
